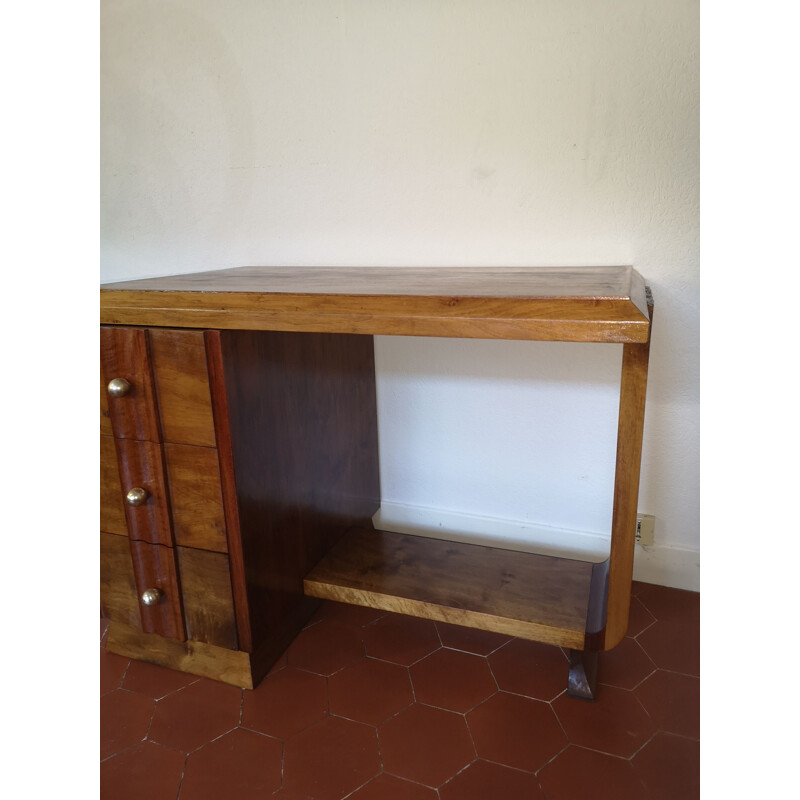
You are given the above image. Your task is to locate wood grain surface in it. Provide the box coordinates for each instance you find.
[100,266,651,343]
[304,528,595,649]
[129,540,185,641]
[100,434,127,536]
[100,532,141,629]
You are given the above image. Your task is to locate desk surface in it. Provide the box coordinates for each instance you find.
[101,265,651,343]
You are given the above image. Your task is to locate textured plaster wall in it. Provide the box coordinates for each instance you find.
[101,0,699,587]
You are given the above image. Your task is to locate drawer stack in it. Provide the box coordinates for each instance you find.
[100,327,239,670]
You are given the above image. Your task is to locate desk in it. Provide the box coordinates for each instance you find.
[100,266,652,699]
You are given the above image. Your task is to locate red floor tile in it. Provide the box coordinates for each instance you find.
[329,657,414,725]
[179,728,283,800]
[631,732,700,800]
[147,678,242,754]
[598,636,657,690]
[100,689,156,760]
[626,596,657,637]
[282,716,381,800]
[467,692,566,772]
[488,638,569,701]
[347,773,438,799]
[537,745,646,800]
[636,584,699,624]
[287,619,365,676]
[378,703,475,788]
[435,621,512,655]
[410,648,496,713]
[439,759,545,800]
[637,619,700,676]
[100,740,185,800]
[241,666,328,739]
[552,684,655,758]
[363,614,441,666]
[101,617,109,642]
[100,648,130,696]
[634,670,700,739]
[122,658,199,700]
[317,600,387,630]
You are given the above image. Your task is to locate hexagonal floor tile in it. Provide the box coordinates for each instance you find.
[551,685,654,758]
[466,692,566,772]
[179,728,283,800]
[287,619,365,676]
[410,648,496,713]
[536,745,646,800]
[634,670,700,739]
[122,658,199,700]
[637,620,700,677]
[329,657,414,725]
[282,716,380,800]
[626,596,657,637]
[147,678,242,754]
[363,614,441,666]
[631,732,700,799]
[435,622,512,655]
[598,636,657,690]
[439,759,544,800]
[100,648,130,696]
[379,703,475,788]
[100,740,185,800]
[241,666,328,738]
[318,600,387,630]
[347,773,438,799]
[635,583,699,624]
[488,638,569,701]
[100,689,156,760]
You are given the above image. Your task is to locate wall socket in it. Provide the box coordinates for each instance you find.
[635,514,655,546]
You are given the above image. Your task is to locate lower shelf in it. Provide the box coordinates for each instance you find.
[304,527,607,650]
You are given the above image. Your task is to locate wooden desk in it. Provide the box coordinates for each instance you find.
[100,266,652,699]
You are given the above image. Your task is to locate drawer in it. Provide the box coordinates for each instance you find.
[100,532,141,629]
[100,326,161,442]
[178,547,238,650]
[130,540,185,641]
[100,434,127,536]
[115,438,174,546]
[165,443,228,552]
[149,329,217,447]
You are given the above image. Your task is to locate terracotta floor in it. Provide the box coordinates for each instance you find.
[100,581,699,799]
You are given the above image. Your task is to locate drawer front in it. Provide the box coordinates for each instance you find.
[178,547,238,650]
[129,540,185,641]
[101,326,161,442]
[100,434,127,536]
[165,443,228,552]
[115,438,174,546]
[150,329,217,447]
[100,532,141,629]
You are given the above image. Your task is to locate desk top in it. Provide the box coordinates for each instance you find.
[100,266,651,343]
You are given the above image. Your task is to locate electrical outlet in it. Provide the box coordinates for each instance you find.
[635,514,655,546]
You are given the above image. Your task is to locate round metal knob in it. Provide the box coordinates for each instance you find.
[107,377,132,398]
[125,487,149,506]
[140,588,163,606]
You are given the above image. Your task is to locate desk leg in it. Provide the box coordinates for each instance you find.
[604,329,652,650]
[568,649,598,700]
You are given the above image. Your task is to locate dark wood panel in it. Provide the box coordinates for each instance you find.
[114,438,174,546]
[177,547,238,650]
[211,329,381,656]
[100,366,112,435]
[100,434,127,536]
[305,528,593,649]
[129,540,185,641]
[100,532,141,629]
[164,443,227,552]
[100,326,161,442]
[149,328,217,447]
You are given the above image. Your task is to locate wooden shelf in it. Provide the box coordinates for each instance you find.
[100,265,651,344]
[304,527,607,650]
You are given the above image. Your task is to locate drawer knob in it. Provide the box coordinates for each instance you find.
[107,377,132,397]
[140,588,163,606]
[125,487,149,506]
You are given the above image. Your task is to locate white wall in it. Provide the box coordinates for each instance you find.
[101,0,699,589]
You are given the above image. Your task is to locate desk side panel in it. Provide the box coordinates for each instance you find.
[209,329,381,668]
